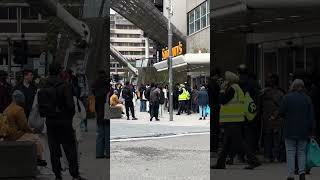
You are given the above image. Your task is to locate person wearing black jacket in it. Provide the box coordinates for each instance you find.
[122,82,137,120]
[44,63,86,180]
[14,69,37,119]
[0,70,11,113]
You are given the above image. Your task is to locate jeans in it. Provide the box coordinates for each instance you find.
[140,100,147,112]
[199,105,206,118]
[285,138,308,177]
[263,129,280,160]
[96,122,109,158]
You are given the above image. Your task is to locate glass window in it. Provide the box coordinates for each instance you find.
[195,7,201,19]
[195,19,201,31]
[201,16,207,28]
[187,1,209,35]
[201,2,207,16]
[0,7,9,19]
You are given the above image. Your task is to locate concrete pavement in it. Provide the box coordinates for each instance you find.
[110,134,210,180]
[111,106,210,139]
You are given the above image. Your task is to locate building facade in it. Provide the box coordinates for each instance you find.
[0,1,84,81]
[110,12,154,82]
[159,0,210,87]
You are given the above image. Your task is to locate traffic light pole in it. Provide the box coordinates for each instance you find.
[168,0,173,121]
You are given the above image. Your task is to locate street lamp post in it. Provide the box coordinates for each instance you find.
[168,0,173,121]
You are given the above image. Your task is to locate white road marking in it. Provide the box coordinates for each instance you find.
[110,132,209,142]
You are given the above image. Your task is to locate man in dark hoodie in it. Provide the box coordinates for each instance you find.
[41,62,86,180]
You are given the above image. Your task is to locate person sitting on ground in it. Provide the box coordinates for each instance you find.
[3,90,47,166]
[110,90,125,114]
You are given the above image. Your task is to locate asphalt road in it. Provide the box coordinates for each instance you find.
[110,134,210,180]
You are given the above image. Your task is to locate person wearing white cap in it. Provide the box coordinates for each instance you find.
[212,71,261,170]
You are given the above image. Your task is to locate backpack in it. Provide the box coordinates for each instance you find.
[244,92,257,121]
[159,91,165,104]
[38,82,64,118]
[145,88,151,101]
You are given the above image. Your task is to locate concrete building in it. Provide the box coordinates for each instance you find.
[0,1,83,81]
[211,0,320,89]
[154,0,210,87]
[110,12,154,82]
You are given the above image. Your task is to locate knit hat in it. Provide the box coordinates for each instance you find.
[225,71,239,84]
[12,90,25,104]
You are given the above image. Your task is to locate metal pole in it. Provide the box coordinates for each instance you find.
[7,37,12,80]
[168,0,173,121]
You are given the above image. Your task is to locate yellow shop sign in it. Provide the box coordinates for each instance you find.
[162,41,183,60]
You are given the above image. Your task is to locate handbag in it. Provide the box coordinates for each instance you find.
[306,138,320,169]
[28,90,45,131]
[206,105,210,115]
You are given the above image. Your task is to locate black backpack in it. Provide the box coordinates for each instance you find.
[38,82,64,118]
[159,91,165,104]
[145,88,151,101]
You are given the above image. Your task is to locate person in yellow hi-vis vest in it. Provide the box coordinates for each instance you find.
[176,84,190,115]
[211,71,261,170]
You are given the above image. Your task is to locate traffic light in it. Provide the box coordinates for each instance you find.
[13,40,28,64]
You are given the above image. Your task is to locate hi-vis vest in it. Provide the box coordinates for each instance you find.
[220,84,245,123]
[179,88,190,101]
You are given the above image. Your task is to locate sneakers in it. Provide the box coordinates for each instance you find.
[37,159,47,167]
[199,118,203,120]
[155,119,160,121]
[244,161,261,170]
[300,174,306,180]
[132,117,138,120]
[127,117,130,120]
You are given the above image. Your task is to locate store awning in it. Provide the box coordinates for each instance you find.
[153,53,210,72]
[211,0,320,33]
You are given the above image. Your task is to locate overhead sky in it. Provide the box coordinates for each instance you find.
[110,8,116,14]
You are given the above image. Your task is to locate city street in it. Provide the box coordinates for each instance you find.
[111,134,210,180]
[111,106,210,140]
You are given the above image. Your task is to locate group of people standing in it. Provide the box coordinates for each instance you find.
[0,62,112,180]
[210,64,320,180]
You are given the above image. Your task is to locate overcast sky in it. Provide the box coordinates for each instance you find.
[110,9,115,14]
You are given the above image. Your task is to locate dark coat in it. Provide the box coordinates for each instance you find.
[0,81,12,113]
[197,89,209,106]
[14,82,37,118]
[280,91,314,140]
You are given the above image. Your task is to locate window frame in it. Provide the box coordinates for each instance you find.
[187,1,209,36]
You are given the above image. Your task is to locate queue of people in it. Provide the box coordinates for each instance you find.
[109,80,210,122]
[210,64,320,180]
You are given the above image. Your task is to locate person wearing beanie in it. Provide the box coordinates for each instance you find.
[3,90,47,166]
[280,79,314,180]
